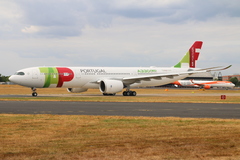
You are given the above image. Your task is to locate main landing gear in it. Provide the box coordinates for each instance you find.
[122,90,137,96]
[31,87,38,97]
[122,86,137,96]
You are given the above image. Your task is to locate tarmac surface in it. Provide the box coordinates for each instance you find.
[0,101,239,119]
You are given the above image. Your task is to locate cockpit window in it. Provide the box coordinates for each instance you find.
[15,72,25,75]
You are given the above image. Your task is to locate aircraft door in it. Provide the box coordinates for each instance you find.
[32,69,38,79]
[75,69,81,79]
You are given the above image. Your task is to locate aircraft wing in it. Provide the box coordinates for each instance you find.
[189,79,204,87]
[122,65,232,85]
[122,71,206,85]
[93,70,205,84]
[93,65,231,85]
[195,65,232,71]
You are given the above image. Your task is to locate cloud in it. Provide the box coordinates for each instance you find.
[18,0,81,26]
[21,25,40,33]
[0,0,240,75]
[0,1,23,38]
[1,0,240,38]
[108,0,240,23]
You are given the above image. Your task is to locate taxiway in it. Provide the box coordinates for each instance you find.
[0,101,239,119]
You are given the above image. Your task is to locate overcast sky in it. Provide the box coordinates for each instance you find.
[1,0,240,76]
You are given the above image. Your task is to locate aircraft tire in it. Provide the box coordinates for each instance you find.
[132,91,137,96]
[32,92,38,97]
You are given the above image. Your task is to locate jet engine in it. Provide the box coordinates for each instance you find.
[203,85,211,89]
[67,88,88,93]
[174,84,179,88]
[99,79,124,94]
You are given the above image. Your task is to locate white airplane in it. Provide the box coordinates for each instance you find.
[9,41,231,97]
[172,79,235,89]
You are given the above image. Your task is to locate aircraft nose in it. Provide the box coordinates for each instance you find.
[9,75,17,84]
[9,75,13,82]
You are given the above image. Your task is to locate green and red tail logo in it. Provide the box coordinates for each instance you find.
[39,67,74,88]
[174,41,203,68]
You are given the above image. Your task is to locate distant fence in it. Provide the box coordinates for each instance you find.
[0,82,13,85]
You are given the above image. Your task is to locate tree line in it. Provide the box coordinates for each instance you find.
[0,74,10,82]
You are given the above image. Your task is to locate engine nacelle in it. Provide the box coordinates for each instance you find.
[67,88,88,93]
[99,80,124,94]
[203,85,211,89]
[174,84,179,88]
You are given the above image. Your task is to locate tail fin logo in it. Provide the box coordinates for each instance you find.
[190,42,202,68]
[174,41,203,68]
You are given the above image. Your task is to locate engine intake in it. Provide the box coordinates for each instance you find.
[99,80,124,94]
[203,85,211,89]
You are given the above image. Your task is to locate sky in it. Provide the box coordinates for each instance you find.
[0,0,240,76]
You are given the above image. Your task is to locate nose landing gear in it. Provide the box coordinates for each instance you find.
[31,87,38,97]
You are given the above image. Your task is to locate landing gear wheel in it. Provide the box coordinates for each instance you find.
[123,91,129,96]
[132,91,137,96]
[126,91,131,96]
[32,92,38,97]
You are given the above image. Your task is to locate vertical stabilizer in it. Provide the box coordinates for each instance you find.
[174,41,203,68]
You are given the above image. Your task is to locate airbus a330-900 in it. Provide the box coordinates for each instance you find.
[9,41,231,96]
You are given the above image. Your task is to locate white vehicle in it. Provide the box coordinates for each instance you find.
[9,41,230,96]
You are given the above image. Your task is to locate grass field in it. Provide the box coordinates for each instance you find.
[1,85,240,159]
[1,114,240,160]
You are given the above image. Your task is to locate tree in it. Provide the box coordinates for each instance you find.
[229,77,239,86]
[0,74,10,82]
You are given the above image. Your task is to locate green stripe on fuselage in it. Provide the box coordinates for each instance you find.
[39,67,59,88]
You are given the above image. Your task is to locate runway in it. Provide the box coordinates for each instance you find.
[0,101,239,119]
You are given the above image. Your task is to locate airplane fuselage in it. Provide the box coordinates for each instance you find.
[10,66,190,89]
